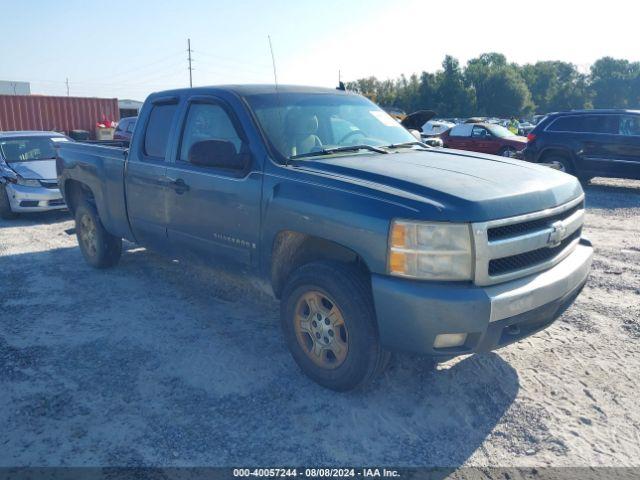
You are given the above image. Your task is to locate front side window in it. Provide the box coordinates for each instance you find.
[471,126,490,138]
[179,103,242,162]
[619,115,640,136]
[144,103,178,158]
[0,137,58,162]
[245,92,416,160]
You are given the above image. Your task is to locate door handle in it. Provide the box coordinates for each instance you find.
[168,177,190,194]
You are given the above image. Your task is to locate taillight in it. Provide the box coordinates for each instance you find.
[527,133,536,142]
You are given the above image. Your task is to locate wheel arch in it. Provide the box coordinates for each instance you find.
[270,230,371,299]
[539,146,576,168]
[63,178,96,215]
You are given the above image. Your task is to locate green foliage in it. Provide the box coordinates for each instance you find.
[347,53,640,117]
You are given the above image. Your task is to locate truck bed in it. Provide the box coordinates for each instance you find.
[56,141,132,239]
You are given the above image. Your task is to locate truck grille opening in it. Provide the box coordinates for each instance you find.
[488,201,584,241]
[473,196,585,285]
[489,229,581,276]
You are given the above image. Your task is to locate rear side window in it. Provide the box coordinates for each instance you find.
[144,104,178,158]
[548,115,618,134]
[449,124,473,137]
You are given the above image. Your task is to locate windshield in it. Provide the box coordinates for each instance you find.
[0,137,64,162]
[245,92,417,160]
[487,124,517,138]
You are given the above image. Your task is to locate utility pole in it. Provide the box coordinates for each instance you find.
[65,78,70,96]
[187,38,193,88]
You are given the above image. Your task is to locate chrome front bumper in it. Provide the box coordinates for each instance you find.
[486,241,593,322]
[5,183,66,212]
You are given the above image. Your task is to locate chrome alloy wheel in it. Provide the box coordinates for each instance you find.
[294,291,349,369]
[548,160,567,172]
[79,213,98,257]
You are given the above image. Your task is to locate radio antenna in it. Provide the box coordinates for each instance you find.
[268,35,288,167]
[268,35,279,90]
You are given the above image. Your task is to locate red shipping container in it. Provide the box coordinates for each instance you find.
[0,95,119,138]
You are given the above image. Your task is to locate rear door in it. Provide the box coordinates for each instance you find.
[608,114,640,179]
[165,95,262,267]
[125,98,178,253]
[577,115,621,176]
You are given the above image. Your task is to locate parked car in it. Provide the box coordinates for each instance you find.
[113,116,137,142]
[441,123,528,157]
[518,121,535,136]
[57,85,592,391]
[523,109,640,181]
[0,131,68,219]
[400,110,446,147]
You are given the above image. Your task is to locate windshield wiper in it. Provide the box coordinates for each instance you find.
[383,141,430,150]
[290,144,388,160]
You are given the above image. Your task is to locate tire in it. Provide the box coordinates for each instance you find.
[0,184,18,220]
[281,260,389,391]
[544,155,574,175]
[498,146,517,158]
[75,202,122,268]
[579,175,593,186]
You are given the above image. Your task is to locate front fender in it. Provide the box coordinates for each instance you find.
[260,174,418,277]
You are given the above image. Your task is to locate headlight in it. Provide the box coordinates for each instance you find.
[16,177,41,187]
[388,220,473,280]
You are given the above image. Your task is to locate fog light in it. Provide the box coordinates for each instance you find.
[433,333,467,349]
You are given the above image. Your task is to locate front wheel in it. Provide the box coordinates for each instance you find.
[0,184,18,220]
[75,202,122,268]
[281,261,389,391]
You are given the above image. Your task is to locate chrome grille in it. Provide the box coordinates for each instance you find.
[487,201,584,241]
[472,195,585,286]
[39,180,58,189]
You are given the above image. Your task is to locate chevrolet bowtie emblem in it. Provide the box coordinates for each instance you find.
[547,221,566,248]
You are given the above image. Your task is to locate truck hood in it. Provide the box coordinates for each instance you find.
[292,149,583,221]
[6,160,57,180]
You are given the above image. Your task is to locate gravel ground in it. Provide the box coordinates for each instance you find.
[0,178,639,469]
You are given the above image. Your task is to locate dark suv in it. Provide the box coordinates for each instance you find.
[523,109,640,181]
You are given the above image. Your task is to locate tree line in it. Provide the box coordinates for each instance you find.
[345,53,640,118]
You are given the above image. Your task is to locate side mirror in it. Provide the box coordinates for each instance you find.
[188,139,247,171]
[410,129,422,141]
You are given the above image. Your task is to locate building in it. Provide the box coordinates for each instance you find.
[0,80,31,95]
[118,99,144,118]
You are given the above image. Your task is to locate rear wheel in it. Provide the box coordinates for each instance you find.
[281,261,389,391]
[75,202,122,268]
[498,146,517,158]
[544,155,574,174]
[0,184,18,220]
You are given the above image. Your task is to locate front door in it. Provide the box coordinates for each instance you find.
[471,125,496,154]
[166,97,262,267]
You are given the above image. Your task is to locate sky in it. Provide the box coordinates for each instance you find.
[1,0,639,101]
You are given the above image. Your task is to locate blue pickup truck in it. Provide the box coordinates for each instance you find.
[57,85,593,391]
